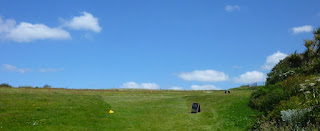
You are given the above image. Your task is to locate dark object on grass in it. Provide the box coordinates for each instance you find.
[225,90,231,94]
[228,91,230,93]
[191,103,200,113]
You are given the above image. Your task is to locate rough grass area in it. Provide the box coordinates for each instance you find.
[0,88,260,130]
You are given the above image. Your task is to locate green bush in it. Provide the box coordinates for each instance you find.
[281,75,307,97]
[43,84,51,88]
[268,96,306,120]
[252,116,319,131]
[249,83,284,113]
[250,75,309,117]
[265,53,304,85]
[251,28,320,129]
[0,83,12,88]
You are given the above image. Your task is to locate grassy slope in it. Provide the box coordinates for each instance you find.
[0,88,259,130]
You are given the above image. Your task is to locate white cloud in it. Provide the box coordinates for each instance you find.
[1,64,32,73]
[190,85,221,90]
[64,12,102,33]
[120,82,160,90]
[178,70,229,82]
[233,71,266,84]
[291,25,313,34]
[7,22,71,42]
[39,68,63,73]
[225,5,240,12]
[1,12,102,42]
[262,51,288,70]
[169,86,183,90]
[0,17,71,42]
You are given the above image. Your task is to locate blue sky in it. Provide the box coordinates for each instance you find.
[0,0,319,90]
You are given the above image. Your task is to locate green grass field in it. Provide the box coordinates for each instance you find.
[0,87,260,130]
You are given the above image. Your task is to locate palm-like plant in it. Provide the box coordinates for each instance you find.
[303,28,320,63]
[304,40,316,63]
[313,28,320,57]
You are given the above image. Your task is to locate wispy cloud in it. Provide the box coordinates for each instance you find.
[120,82,160,89]
[0,17,15,33]
[63,12,102,33]
[39,68,63,73]
[1,64,32,73]
[169,86,183,90]
[190,85,221,90]
[233,71,266,84]
[262,51,288,70]
[233,65,240,69]
[0,17,71,42]
[178,70,229,82]
[291,25,313,34]
[225,5,240,12]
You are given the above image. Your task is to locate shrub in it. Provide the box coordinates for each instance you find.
[252,117,319,131]
[266,59,292,85]
[249,83,284,113]
[251,75,308,117]
[251,28,320,129]
[287,52,304,68]
[0,83,12,88]
[310,58,320,74]
[280,108,311,124]
[267,96,303,120]
[299,76,320,107]
[281,74,307,97]
[255,75,320,128]
[43,84,51,88]
[266,53,304,85]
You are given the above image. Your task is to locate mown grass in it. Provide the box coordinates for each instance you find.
[0,87,260,130]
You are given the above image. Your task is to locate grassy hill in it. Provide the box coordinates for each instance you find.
[0,87,260,130]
